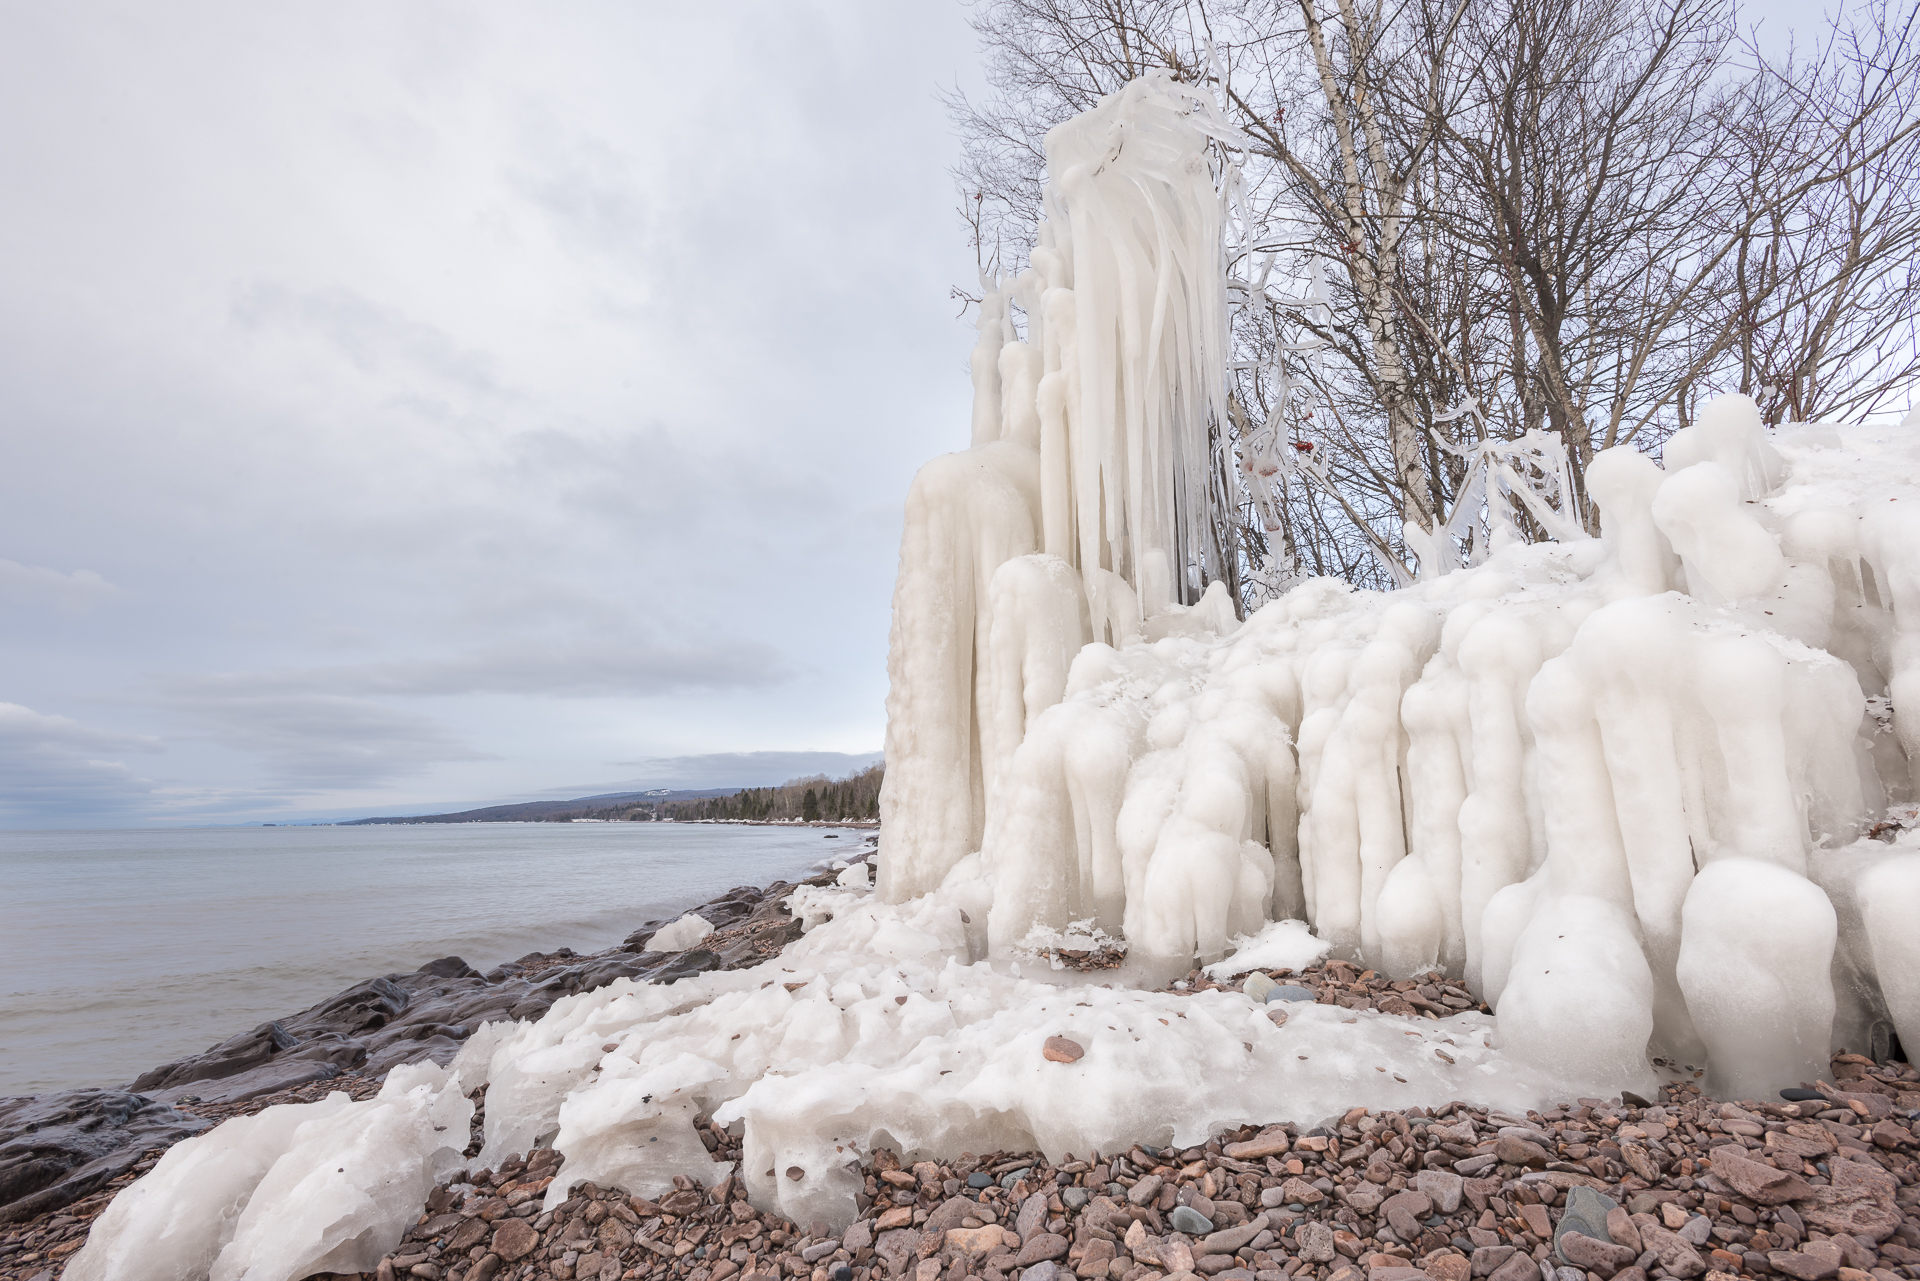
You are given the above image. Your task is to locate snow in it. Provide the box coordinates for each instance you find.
[1201,919,1331,978]
[644,912,716,952]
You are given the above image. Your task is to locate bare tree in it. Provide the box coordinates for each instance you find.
[947,0,1920,602]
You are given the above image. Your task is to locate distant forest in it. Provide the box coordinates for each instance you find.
[563,763,882,824]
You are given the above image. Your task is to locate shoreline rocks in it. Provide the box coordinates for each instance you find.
[0,865,848,1252]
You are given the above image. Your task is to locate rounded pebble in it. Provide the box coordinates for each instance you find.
[967,1172,995,1189]
[1169,1205,1214,1235]
[1267,985,1319,1002]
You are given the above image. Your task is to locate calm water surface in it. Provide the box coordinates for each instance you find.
[0,822,859,1096]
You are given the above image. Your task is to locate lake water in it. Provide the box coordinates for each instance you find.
[0,822,862,1097]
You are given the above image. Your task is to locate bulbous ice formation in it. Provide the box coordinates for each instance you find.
[878,72,1920,1095]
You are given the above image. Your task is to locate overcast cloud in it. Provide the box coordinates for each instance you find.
[0,1,983,826]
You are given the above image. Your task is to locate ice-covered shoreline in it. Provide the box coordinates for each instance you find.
[14,872,1920,1281]
[16,851,1915,1281]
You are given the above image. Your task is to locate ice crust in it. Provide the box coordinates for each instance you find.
[69,1063,470,1281]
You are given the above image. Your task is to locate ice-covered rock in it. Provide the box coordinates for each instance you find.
[643,912,717,952]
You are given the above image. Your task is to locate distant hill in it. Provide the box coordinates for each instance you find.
[342,787,741,825]
[344,763,884,825]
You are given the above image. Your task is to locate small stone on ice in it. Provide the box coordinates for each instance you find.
[1268,985,1318,1002]
[1043,1036,1085,1063]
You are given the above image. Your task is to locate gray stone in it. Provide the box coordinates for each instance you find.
[1020,1260,1064,1281]
[1554,1269,1583,1281]
[1171,1206,1215,1236]
[1453,1155,1498,1177]
[1413,1170,1464,1215]
[1552,1186,1617,1264]
[1062,1187,1090,1210]
[1557,1233,1638,1276]
[1767,1241,1842,1281]
[1494,1134,1551,1166]
[1486,1253,1539,1281]
[1296,1221,1337,1263]
[1268,985,1319,1003]
[968,1172,995,1189]
[1626,1216,1707,1279]
[924,1197,978,1233]
[1127,1174,1164,1206]
[1199,1212,1271,1256]
[1013,1234,1069,1266]
[1017,1192,1050,1241]
[1382,1190,1433,1241]
[1676,1217,1711,1247]
[842,1221,873,1252]
[1471,1247,1516,1278]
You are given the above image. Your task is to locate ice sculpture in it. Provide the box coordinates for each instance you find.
[879,75,1920,1091]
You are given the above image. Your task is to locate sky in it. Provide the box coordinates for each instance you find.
[0,0,1842,829]
[0,2,986,827]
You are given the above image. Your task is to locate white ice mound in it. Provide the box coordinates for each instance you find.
[871,62,1920,1098]
[644,912,716,952]
[1202,919,1330,979]
[68,1063,470,1281]
[457,884,1570,1234]
[896,405,1920,1097]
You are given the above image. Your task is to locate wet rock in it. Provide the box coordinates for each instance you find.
[0,1088,210,1223]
